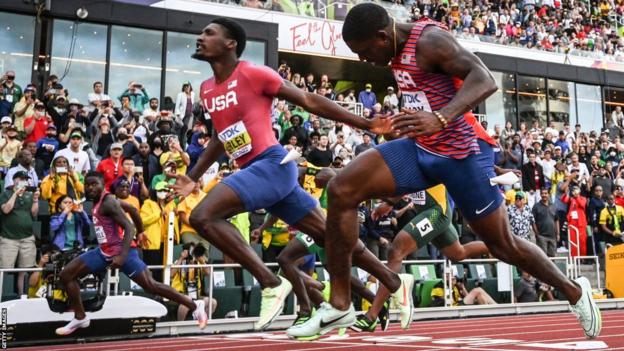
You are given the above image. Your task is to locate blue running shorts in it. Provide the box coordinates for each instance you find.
[221,145,318,225]
[79,247,147,278]
[376,138,502,221]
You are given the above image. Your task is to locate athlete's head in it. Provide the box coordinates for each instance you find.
[343,3,394,66]
[192,17,247,61]
[85,172,105,201]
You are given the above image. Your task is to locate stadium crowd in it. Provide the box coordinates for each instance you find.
[237,0,624,60]
[0,54,621,313]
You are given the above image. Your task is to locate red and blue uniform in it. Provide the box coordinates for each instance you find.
[376,19,502,220]
[199,61,317,224]
[78,192,146,277]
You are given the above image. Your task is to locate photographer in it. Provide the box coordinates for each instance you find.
[171,243,217,321]
[40,156,84,214]
[561,171,588,257]
[0,171,39,295]
[118,81,150,114]
[27,245,68,301]
[431,273,496,307]
[50,195,90,250]
[111,158,149,200]
[514,270,555,303]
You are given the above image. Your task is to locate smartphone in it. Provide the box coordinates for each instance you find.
[56,167,68,173]
[25,186,37,192]
[134,166,143,174]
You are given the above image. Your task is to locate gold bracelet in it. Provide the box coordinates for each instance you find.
[433,111,448,129]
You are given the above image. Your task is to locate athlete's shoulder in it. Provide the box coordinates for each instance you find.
[239,61,280,79]
[238,61,283,95]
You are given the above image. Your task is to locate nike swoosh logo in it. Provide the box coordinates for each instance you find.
[319,312,350,328]
[475,200,495,215]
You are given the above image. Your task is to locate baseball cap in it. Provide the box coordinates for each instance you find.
[554,145,562,150]
[365,83,372,89]
[47,124,57,130]
[110,143,123,150]
[154,181,169,191]
[13,171,30,180]
[70,131,83,139]
[1,116,11,124]
[387,86,394,91]
[6,125,18,132]
[515,191,526,199]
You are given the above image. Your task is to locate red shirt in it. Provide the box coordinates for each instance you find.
[24,115,51,144]
[96,157,123,190]
[199,61,283,167]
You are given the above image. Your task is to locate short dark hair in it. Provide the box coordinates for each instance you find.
[149,97,159,103]
[86,171,104,182]
[343,3,390,42]
[93,81,103,88]
[211,17,247,58]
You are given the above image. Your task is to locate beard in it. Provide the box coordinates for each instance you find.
[191,52,210,62]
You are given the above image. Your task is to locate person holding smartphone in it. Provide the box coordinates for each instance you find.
[50,195,91,250]
[118,81,150,114]
[40,156,85,213]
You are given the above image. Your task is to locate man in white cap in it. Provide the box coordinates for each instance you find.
[382,86,399,113]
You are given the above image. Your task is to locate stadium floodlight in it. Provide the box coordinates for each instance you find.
[76,6,89,19]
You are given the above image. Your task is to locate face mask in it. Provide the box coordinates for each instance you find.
[153,142,162,148]
[16,180,28,189]
[366,88,371,93]
[156,191,168,200]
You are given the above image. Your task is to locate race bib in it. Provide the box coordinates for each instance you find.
[413,191,426,205]
[95,226,107,244]
[416,218,434,237]
[218,121,252,159]
[402,91,432,112]
[299,234,316,248]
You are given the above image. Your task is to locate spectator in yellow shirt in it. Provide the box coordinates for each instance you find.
[251,214,290,262]
[177,181,210,250]
[40,156,84,213]
[599,194,624,246]
[159,136,190,175]
[0,125,23,171]
[113,179,140,213]
[140,181,179,282]
[171,243,217,321]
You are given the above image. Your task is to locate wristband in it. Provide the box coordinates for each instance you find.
[433,111,449,129]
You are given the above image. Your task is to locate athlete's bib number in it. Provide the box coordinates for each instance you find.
[218,121,252,159]
[299,234,315,248]
[95,226,107,244]
[416,218,434,237]
[413,191,426,206]
[402,91,432,112]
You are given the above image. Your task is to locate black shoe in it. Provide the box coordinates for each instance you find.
[378,299,391,331]
[350,314,377,332]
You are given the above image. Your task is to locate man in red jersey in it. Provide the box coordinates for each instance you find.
[290,3,600,340]
[171,17,412,332]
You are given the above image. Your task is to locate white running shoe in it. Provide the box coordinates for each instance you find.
[55,317,91,336]
[286,302,355,341]
[192,299,208,329]
[391,273,415,329]
[254,276,292,331]
[570,276,602,339]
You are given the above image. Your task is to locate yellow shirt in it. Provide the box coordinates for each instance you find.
[262,218,290,248]
[13,97,33,131]
[160,151,189,175]
[0,138,22,168]
[599,205,624,233]
[140,199,179,250]
[120,195,140,212]
[40,172,85,213]
[301,163,324,200]
[28,275,67,301]
[177,191,207,234]
[172,267,203,295]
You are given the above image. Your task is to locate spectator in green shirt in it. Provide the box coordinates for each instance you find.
[0,171,39,295]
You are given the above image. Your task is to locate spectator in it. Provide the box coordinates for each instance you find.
[91,116,115,160]
[599,194,624,247]
[140,182,178,282]
[174,82,195,141]
[5,149,39,190]
[306,135,333,167]
[118,81,149,113]
[304,73,316,93]
[368,204,396,260]
[96,143,124,190]
[328,121,353,145]
[0,92,12,119]
[150,159,178,189]
[133,142,160,186]
[40,156,84,214]
[355,133,374,156]
[507,192,535,241]
[27,245,67,301]
[522,151,545,207]
[0,171,39,295]
[515,270,555,303]
[280,115,308,150]
[116,126,140,158]
[87,81,111,112]
[110,158,148,200]
[358,83,377,110]
[0,124,22,173]
[12,86,36,131]
[382,86,399,113]
[554,131,570,155]
[160,136,190,175]
[251,215,289,263]
[50,195,90,250]
[171,243,217,321]
[177,181,210,249]
[592,162,614,199]
[588,186,606,256]
[55,130,91,175]
[1,70,22,109]
[113,179,140,212]
[438,275,497,306]
[148,115,176,151]
[561,181,588,257]
[539,149,557,188]
[24,101,52,144]
[142,98,160,124]
[35,125,60,173]
[186,132,208,173]
[532,188,559,257]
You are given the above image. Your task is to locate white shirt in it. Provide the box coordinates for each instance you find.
[87,93,111,111]
[539,158,557,180]
[55,147,91,174]
[567,163,590,181]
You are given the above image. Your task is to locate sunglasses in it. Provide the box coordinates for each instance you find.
[6,76,14,80]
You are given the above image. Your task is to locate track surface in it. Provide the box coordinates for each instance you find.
[12,310,624,350]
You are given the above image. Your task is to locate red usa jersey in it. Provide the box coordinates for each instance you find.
[391,19,480,159]
[199,61,283,166]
